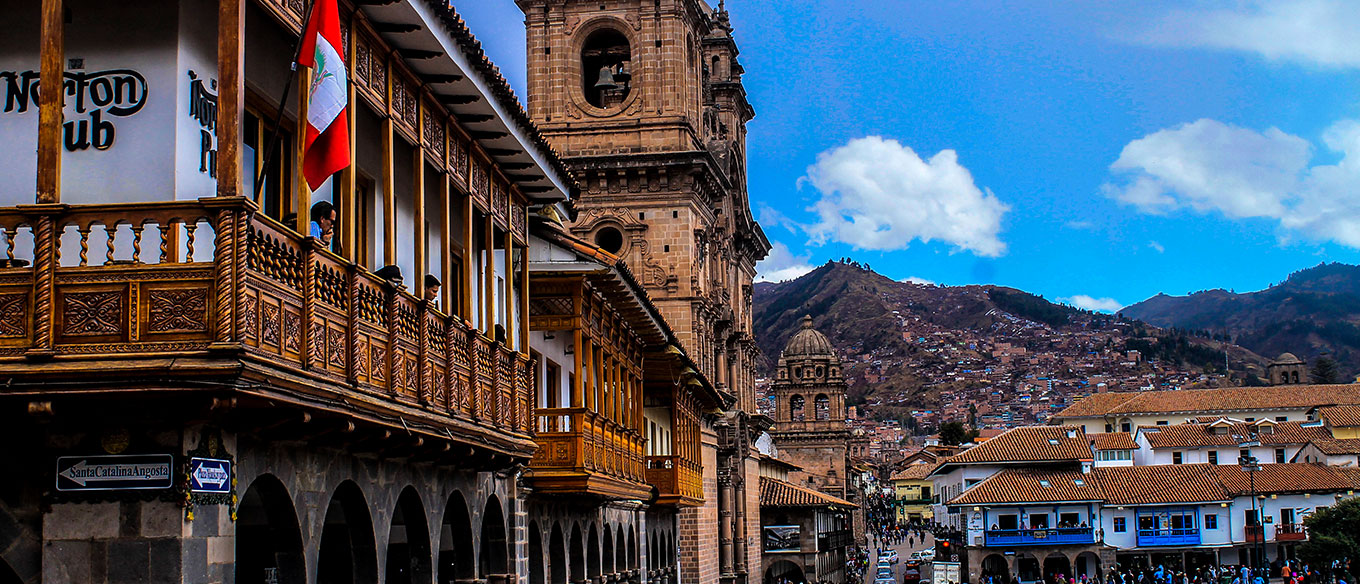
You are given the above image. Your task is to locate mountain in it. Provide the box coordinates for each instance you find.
[1120,262,1360,378]
[753,261,1263,429]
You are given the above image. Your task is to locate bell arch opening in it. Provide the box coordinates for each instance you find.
[581,28,632,109]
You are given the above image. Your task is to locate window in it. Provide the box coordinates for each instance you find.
[1204,514,1218,529]
[997,514,1018,531]
[1120,421,1132,433]
[1245,417,1255,422]
[242,109,296,224]
[1105,424,1114,433]
[1113,517,1126,533]
[1029,514,1049,528]
[1059,512,1081,527]
[1173,451,1183,465]
[1208,451,1218,464]
[1156,420,1169,426]
[1240,449,1250,460]
[1275,416,1288,422]
[1275,448,1286,464]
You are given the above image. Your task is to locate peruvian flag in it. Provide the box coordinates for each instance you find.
[297,0,349,190]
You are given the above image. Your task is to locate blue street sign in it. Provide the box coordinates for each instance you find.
[56,454,174,492]
[188,457,232,494]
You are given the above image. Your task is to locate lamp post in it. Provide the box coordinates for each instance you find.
[1239,455,1265,580]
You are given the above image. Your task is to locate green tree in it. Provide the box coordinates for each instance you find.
[939,421,979,446]
[1310,356,1341,384]
[1298,497,1360,583]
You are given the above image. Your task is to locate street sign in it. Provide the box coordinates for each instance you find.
[188,457,232,494]
[55,454,174,492]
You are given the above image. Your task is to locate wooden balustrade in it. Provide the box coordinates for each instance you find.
[646,454,704,507]
[529,406,649,499]
[0,199,535,447]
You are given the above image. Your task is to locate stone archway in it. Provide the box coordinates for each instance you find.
[570,523,585,583]
[765,559,805,584]
[438,491,475,583]
[1076,552,1101,580]
[386,486,433,584]
[236,474,306,584]
[529,521,544,584]
[478,495,510,581]
[550,522,568,584]
[627,527,637,572]
[982,554,1011,584]
[587,523,601,580]
[1043,553,1073,584]
[615,525,625,574]
[603,525,615,575]
[317,480,378,584]
[1015,552,1041,584]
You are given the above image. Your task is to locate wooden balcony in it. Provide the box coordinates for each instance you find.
[529,407,649,500]
[1245,525,1267,543]
[0,199,536,459]
[646,454,703,507]
[1275,523,1307,542]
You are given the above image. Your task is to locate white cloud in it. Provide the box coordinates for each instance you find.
[1065,220,1095,230]
[801,136,1009,257]
[1105,118,1360,249]
[1104,119,1308,218]
[1061,295,1124,313]
[756,241,816,283]
[1148,240,1165,253]
[1137,0,1360,69]
[900,276,937,286]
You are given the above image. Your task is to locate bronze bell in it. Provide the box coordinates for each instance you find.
[594,64,620,91]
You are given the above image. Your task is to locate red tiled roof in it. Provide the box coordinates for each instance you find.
[1096,465,1229,506]
[891,463,939,481]
[942,426,1092,466]
[1309,438,1360,455]
[1090,433,1137,450]
[759,477,857,509]
[1332,467,1360,488]
[1214,464,1355,496]
[1140,421,1332,449]
[1318,405,1360,428]
[950,468,1102,506]
[1057,385,1360,418]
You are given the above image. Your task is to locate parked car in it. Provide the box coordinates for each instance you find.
[884,550,900,564]
[909,551,924,561]
[876,578,896,584]
[903,560,922,584]
[877,567,894,580]
[919,549,936,561]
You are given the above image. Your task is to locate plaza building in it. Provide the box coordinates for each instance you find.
[1053,385,1360,435]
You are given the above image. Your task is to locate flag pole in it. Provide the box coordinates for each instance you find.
[252,0,319,212]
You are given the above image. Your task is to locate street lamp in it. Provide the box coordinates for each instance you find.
[1239,455,1265,579]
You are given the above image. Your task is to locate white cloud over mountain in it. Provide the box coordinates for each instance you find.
[755,241,816,283]
[802,136,1010,257]
[1105,118,1360,248]
[1060,295,1124,313]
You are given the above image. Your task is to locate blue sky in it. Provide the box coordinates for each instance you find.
[457,0,1360,312]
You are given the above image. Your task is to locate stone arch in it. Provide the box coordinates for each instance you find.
[386,486,433,584]
[478,494,510,579]
[438,491,475,582]
[814,393,830,421]
[317,480,378,584]
[614,524,625,573]
[1075,552,1100,580]
[236,474,306,584]
[627,527,637,571]
[569,523,585,583]
[765,559,803,584]
[649,531,659,572]
[982,554,1010,584]
[550,522,568,584]
[587,523,602,579]
[1043,553,1072,584]
[1015,552,1040,583]
[529,521,544,584]
[603,524,615,575]
[790,394,805,421]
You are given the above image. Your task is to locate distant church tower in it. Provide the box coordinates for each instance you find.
[1268,353,1306,385]
[770,316,851,496]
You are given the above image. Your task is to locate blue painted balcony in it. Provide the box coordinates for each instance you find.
[1137,528,1201,547]
[984,527,1094,546]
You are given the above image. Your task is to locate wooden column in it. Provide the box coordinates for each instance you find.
[36,0,64,203]
[413,134,426,298]
[571,327,584,408]
[381,117,395,265]
[519,242,529,352]
[339,14,358,262]
[294,70,310,235]
[481,215,494,335]
[440,177,453,311]
[502,227,513,348]
[459,195,473,322]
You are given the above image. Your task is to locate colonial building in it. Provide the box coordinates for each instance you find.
[757,451,857,584]
[1053,385,1360,435]
[515,1,771,583]
[768,317,851,497]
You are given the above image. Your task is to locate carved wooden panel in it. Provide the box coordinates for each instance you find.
[0,292,28,338]
[61,288,125,338]
[146,288,208,333]
[451,137,469,189]
[423,102,446,168]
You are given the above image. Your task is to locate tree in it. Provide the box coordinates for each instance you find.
[1310,356,1340,384]
[1298,497,1360,583]
[939,421,979,446]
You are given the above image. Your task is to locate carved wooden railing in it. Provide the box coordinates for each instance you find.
[0,199,534,441]
[646,454,704,506]
[531,406,646,489]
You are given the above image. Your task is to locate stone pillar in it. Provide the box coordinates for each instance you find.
[42,498,235,583]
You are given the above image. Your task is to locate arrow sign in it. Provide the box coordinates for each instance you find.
[188,457,232,494]
[55,454,173,491]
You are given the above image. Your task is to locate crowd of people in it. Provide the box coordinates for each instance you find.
[982,560,1353,584]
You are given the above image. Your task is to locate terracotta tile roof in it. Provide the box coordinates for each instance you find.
[1055,392,1141,418]
[891,463,939,481]
[1309,438,1360,455]
[1090,433,1137,450]
[1140,421,1332,449]
[759,477,858,509]
[950,468,1103,506]
[1214,463,1355,496]
[1318,405,1360,428]
[1058,385,1360,419]
[1332,467,1360,489]
[1095,464,1229,505]
[943,426,1092,466]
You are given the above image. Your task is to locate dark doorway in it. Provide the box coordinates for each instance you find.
[236,475,306,584]
[317,481,378,584]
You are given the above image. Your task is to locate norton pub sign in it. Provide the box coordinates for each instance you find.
[55,454,173,492]
[0,67,148,151]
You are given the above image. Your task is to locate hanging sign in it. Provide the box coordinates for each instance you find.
[188,457,232,494]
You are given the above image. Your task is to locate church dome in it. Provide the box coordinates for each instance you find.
[783,315,836,359]
[1273,352,1304,365]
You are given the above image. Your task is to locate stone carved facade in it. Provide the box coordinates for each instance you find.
[518,2,770,583]
[769,316,852,498]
